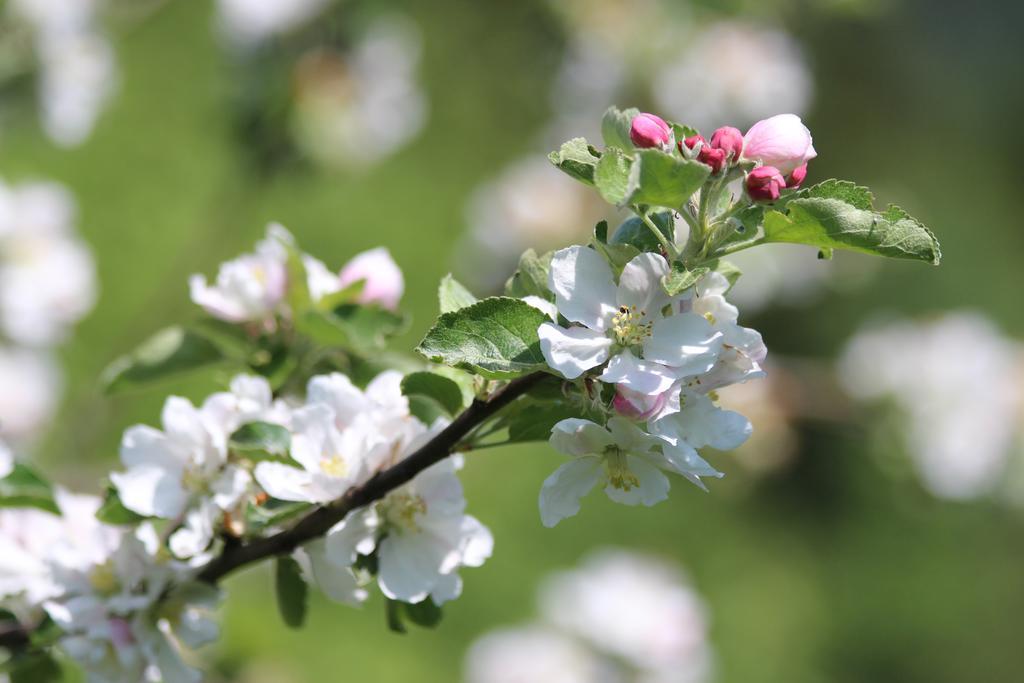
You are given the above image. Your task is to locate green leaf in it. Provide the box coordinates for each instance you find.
[274,556,308,629]
[0,464,58,514]
[245,499,311,534]
[504,249,553,299]
[315,278,366,311]
[416,297,549,379]
[403,599,443,628]
[96,484,145,525]
[438,274,478,314]
[548,137,600,185]
[283,243,313,316]
[670,121,700,141]
[626,149,710,209]
[385,599,407,634]
[713,260,742,291]
[662,263,711,297]
[601,105,639,150]
[401,372,466,418]
[611,211,675,253]
[592,222,641,273]
[763,181,941,265]
[594,146,632,205]
[8,652,61,683]
[506,403,581,443]
[296,305,407,354]
[102,326,228,394]
[230,421,291,459]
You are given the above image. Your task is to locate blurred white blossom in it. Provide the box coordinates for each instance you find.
[6,0,117,146]
[0,346,61,445]
[465,549,713,683]
[290,16,427,168]
[216,0,332,46]
[840,313,1024,500]
[0,180,97,347]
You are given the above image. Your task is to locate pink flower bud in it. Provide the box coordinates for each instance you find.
[338,247,405,310]
[680,134,705,151]
[613,387,669,422]
[697,146,727,174]
[630,113,671,149]
[741,114,817,175]
[746,166,786,202]
[786,162,808,189]
[709,126,743,161]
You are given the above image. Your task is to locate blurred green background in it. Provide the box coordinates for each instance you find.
[3,0,1023,681]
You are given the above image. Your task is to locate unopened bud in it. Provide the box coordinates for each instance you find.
[630,113,671,149]
[697,146,727,174]
[709,126,743,161]
[612,387,669,422]
[786,162,808,189]
[746,166,786,202]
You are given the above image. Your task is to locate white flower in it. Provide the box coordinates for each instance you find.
[217,0,332,46]
[0,180,97,346]
[322,457,493,605]
[338,248,405,310]
[0,439,11,478]
[539,246,723,394]
[677,272,767,392]
[42,524,218,683]
[540,417,716,527]
[0,346,61,444]
[254,402,371,504]
[840,313,1023,501]
[110,389,253,559]
[290,17,427,168]
[189,226,288,323]
[653,21,812,131]
[464,626,611,683]
[538,549,713,682]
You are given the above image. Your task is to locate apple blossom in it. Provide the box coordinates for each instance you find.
[787,162,808,188]
[745,165,786,201]
[539,246,723,394]
[465,626,608,683]
[189,226,288,324]
[539,417,716,527]
[338,247,405,311]
[630,112,671,148]
[322,457,493,605]
[741,113,817,175]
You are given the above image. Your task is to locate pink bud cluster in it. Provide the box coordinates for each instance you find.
[628,111,816,203]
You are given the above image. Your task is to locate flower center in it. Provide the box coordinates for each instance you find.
[88,562,120,597]
[703,311,716,325]
[383,491,427,533]
[320,454,348,478]
[611,305,653,346]
[604,447,640,491]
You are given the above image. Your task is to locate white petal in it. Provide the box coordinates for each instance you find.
[324,508,380,565]
[665,394,752,450]
[119,425,184,472]
[605,416,664,454]
[377,533,449,603]
[548,246,617,331]
[538,457,602,527]
[458,515,494,567]
[539,323,612,379]
[603,456,670,507]
[616,252,670,315]
[599,349,677,395]
[643,313,723,376]
[430,572,463,605]
[522,295,558,321]
[656,438,723,481]
[253,462,318,503]
[305,540,368,606]
[549,419,615,457]
[110,465,188,518]
[210,466,252,510]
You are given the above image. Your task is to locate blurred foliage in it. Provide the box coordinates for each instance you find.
[1,0,1023,681]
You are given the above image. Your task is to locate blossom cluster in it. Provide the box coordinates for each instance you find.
[465,549,713,683]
